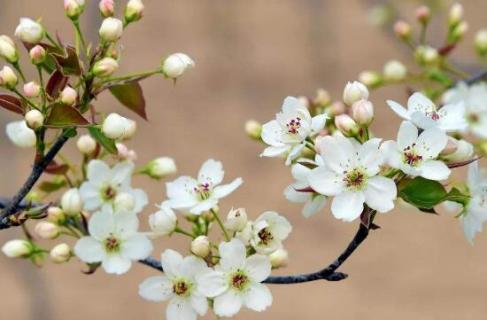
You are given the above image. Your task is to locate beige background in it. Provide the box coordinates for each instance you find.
[1,0,487,319]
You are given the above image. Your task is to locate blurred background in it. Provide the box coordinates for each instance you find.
[1,0,487,319]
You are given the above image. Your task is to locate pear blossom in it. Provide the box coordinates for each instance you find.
[162,53,195,79]
[387,92,467,132]
[6,121,36,148]
[14,18,44,44]
[139,250,211,320]
[382,121,450,181]
[250,211,292,254]
[284,160,326,218]
[148,205,177,237]
[79,160,148,215]
[443,82,487,139]
[163,159,242,215]
[261,96,327,165]
[196,239,273,317]
[308,135,397,221]
[74,209,152,274]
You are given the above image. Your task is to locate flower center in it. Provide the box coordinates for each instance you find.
[230,270,250,291]
[194,183,211,200]
[104,235,120,253]
[403,144,423,166]
[343,168,367,191]
[286,117,302,134]
[172,279,192,297]
[258,227,274,245]
[102,185,117,201]
[468,112,479,124]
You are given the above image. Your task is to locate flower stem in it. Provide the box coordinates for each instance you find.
[174,227,195,239]
[101,69,162,84]
[211,209,230,241]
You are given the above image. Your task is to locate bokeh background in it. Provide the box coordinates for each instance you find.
[1,0,487,319]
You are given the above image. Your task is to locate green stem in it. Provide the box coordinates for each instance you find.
[12,88,38,110]
[72,20,87,57]
[45,32,61,49]
[101,69,161,84]
[211,209,230,241]
[174,227,195,239]
[12,62,26,83]
[37,67,47,111]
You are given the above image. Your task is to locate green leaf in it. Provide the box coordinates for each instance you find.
[38,179,67,193]
[88,126,117,154]
[109,82,147,120]
[45,103,90,127]
[444,187,470,206]
[399,177,448,210]
[425,68,453,86]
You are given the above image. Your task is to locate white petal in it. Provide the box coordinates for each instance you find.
[284,185,309,203]
[438,103,468,132]
[261,120,283,146]
[195,270,228,298]
[189,198,218,215]
[138,276,173,302]
[111,161,134,186]
[358,138,383,176]
[285,143,305,165]
[331,191,365,222]
[364,176,397,213]
[410,111,437,130]
[214,290,243,318]
[79,183,102,211]
[102,254,132,275]
[417,160,451,180]
[130,188,148,214]
[261,145,289,157]
[302,195,327,218]
[213,178,243,199]
[415,127,448,159]
[161,249,183,278]
[282,96,304,114]
[320,135,355,173]
[167,298,197,320]
[408,92,436,113]
[74,237,105,263]
[308,166,344,196]
[397,121,418,149]
[243,283,273,312]
[198,159,224,186]
[88,210,114,241]
[246,254,271,282]
[291,163,310,181]
[114,213,139,238]
[179,255,208,278]
[219,239,246,270]
[190,294,208,316]
[165,176,198,208]
[121,234,153,260]
[311,114,327,133]
[87,160,112,187]
[386,100,410,120]
[467,162,480,189]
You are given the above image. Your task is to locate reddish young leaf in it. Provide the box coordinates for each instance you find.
[45,161,69,175]
[0,94,24,115]
[46,70,68,99]
[52,46,82,75]
[45,103,90,127]
[109,82,147,120]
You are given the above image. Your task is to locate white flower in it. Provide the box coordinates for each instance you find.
[0,35,18,63]
[261,96,326,165]
[309,136,397,221]
[14,18,44,44]
[382,121,450,181]
[284,160,326,218]
[74,210,152,274]
[443,82,487,139]
[102,113,136,140]
[343,81,369,106]
[148,206,177,237]
[162,53,195,79]
[6,121,36,148]
[139,249,210,320]
[460,162,487,243]
[250,211,292,254]
[79,160,148,215]
[163,159,242,215]
[99,17,123,42]
[387,92,467,132]
[196,239,273,317]
[2,239,31,258]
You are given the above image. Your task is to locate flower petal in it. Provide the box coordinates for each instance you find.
[416,127,448,159]
[418,160,451,180]
[261,145,290,157]
[213,178,243,199]
[408,92,436,113]
[243,283,273,312]
[246,254,271,282]
[74,237,105,263]
[308,166,344,196]
[190,294,208,316]
[386,100,410,120]
[167,298,197,320]
[161,249,183,278]
[364,176,397,213]
[138,276,173,302]
[397,121,418,149]
[79,182,103,211]
[121,234,153,260]
[302,195,327,218]
[214,290,243,318]
[102,254,132,275]
[195,269,228,298]
[129,188,148,214]
[219,239,246,270]
[198,159,224,186]
[189,198,218,215]
[111,161,134,187]
[88,210,114,241]
[330,191,365,222]
[261,120,283,147]
[87,160,112,187]
[319,135,355,173]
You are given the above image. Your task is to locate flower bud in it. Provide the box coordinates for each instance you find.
[102,113,136,140]
[358,71,382,88]
[351,99,374,125]
[114,192,135,212]
[297,96,310,108]
[125,0,144,23]
[0,35,18,63]
[383,60,407,81]
[60,86,77,106]
[475,29,487,57]
[191,235,210,258]
[34,221,59,239]
[29,45,46,65]
[99,17,123,42]
[64,0,85,20]
[116,143,137,161]
[1,239,31,258]
[245,120,262,140]
[99,0,115,17]
[76,134,97,155]
[92,57,118,78]
[327,101,346,116]
[448,3,463,27]
[342,81,369,106]
[23,81,41,98]
[225,208,248,232]
[61,188,83,215]
[0,66,18,89]
[442,139,474,163]
[50,243,71,263]
[14,18,44,44]
[415,6,431,24]
[149,206,177,236]
[335,114,358,136]
[394,20,412,40]
[162,53,195,79]
[144,157,177,179]
[415,45,439,66]
[47,206,65,224]
[269,248,289,268]
[450,21,468,43]
[6,120,36,148]
[25,109,44,129]
[313,88,331,107]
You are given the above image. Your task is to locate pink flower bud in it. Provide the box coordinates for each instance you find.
[64,0,85,19]
[352,99,374,125]
[328,101,346,116]
[23,81,40,98]
[415,6,431,24]
[334,114,358,136]
[34,221,59,239]
[394,20,411,39]
[99,0,114,17]
[29,45,46,65]
[448,3,463,27]
[116,143,138,161]
[60,86,77,105]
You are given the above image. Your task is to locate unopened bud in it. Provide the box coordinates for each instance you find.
[313,89,331,107]
[92,57,118,78]
[34,221,59,239]
[0,66,18,89]
[144,157,177,179]
[114,192,135,212]
[383,60,407,81]
[47,206,66,224]
[415,45,439,66]
[335,114,358,136]
[351,99,374,125]
[191,235,210,258]
[25,109,44,129]
[394,20,412,40]
[0,35,18,63]
[23,81,41,98]
[225,208,248,232]
[245,120,262,140]
[29,45,46,65]
[125,0,144,23]
[475,29,487,57]
[415,6,431,24]
[327,101,346,116]
[162,53,195,79]
[6,120,36,148]
[269,248,289,268]
[342,81,369,106]
[15,18,44,44]
[76,134,97,155]
[99,17,123,42]
[449,21,468,44]
[442,139,474,163]
[99,0,115,17]
[358,71,382,88]
[60,86,77,106]
[149,206,177,236]
[102,113,136,140]
[64,0,85,20]
[61,188,82,215]
[448,3,463,27]
[116,143,137,161]
[50,243,71,263]
[2,239,32,258]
